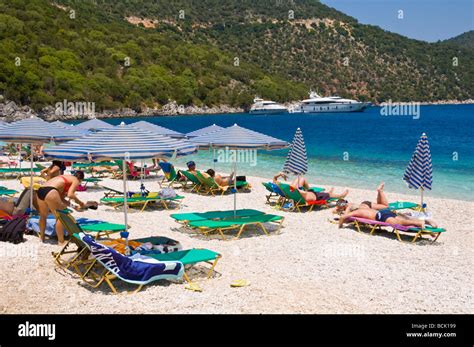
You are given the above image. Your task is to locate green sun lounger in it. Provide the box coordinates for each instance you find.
[146,249,221,284]
[0,188,18,196]
[0,167,40,179]
[82,177,103,187]
[171,209,265,224]
[278,183,334,212]
[187,213,285,239]
[158,162,182,188]
[195,171,250,196]
[101,194,184,211]
[80,222,127,238]
[52,211,127,270]
[180,170,204,192]
[100,186,124,197]
[388,201,420,210]
[52,210,180,274]
[73,161,116,169]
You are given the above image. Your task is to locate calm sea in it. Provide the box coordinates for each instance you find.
[70,104,474,201]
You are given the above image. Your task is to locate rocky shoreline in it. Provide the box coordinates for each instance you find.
[0,98,244,122]
[0,97,472,122]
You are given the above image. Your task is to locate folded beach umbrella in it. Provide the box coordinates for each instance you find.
[0,116,85,209]
[131,121,186,139]
[186,124,224,138]
[403,133,432,207]
[44,123,197,250]
[76,117,113,132]
[191,124,288,215]
[282,128,308,176]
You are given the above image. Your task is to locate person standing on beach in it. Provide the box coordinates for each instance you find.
[40,160,65,180]
[36,171,96,245]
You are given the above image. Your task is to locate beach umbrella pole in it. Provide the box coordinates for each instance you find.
[420,188,424,211]
[29,143,34,211]
[122,153,130,255]
[233,160,237,217]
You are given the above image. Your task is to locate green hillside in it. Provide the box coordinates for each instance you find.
[442,31,474,50]
[0,0,472,113]
[0,0,307,111]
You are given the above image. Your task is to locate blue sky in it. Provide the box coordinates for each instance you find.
[321,0,473,42]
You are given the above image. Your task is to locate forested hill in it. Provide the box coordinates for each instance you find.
[442,31,474,50]
[0,0,472,113]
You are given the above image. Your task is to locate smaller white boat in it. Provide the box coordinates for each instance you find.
[249,97,288,114]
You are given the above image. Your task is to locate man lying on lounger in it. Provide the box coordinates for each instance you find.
[273,172,348,202]
[204,169,248,186]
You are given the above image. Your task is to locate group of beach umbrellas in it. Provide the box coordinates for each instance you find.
[0,115,433,239]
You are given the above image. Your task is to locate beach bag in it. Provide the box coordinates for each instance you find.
[158,188,176,199]
[0,216,27,244]
[236,175,246,182]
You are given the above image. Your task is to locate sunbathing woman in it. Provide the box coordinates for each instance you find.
[36,171,96,245]
[335,182,390,214]
[273,172,349,201]
[337,205,438,229]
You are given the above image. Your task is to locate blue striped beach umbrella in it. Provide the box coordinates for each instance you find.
[191,124,288,150]
[0,117,84,210]
[0,117,85,143]
[186,124,225,169]
[44,123,197,246]
[191,124,288,215]
[131,121,186,139]
[282,128,308,176]
[403,133,432,206]
[44,124,196,161]
[186,124,224,138]
[52,120,90,135]
[76,118,113,132]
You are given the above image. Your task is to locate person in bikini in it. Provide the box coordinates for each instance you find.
[336,182,438,230]
[335,182,390,214]
[273,172,349,202]
[36,171,97,245]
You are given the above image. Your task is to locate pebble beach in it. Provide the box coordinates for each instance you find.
[0,171,472,314]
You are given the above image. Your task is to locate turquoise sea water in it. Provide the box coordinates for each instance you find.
[70,104,474,201]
